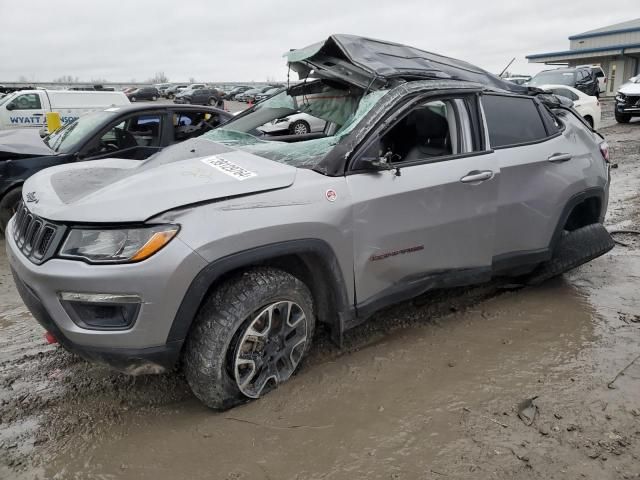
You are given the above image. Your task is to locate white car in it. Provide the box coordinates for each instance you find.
[538,84,601,130]
[257,112,326,135]
[0,89,130,130]
[614,75,640,123]
[504,76,531,86]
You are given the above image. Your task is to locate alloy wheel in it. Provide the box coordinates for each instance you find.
[232,301,308,398]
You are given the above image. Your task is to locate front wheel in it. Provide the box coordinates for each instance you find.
[0,187,22,234]
[289,120,310,135]
[184,268,315,410]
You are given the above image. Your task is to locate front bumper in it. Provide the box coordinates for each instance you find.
[6,217,207,372]
[616,98,640,114]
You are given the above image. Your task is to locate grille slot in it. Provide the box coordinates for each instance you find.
[11,202,62,264]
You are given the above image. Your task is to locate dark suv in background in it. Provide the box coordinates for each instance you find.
[173,88,224,107]
[126,87,160,102]
[529,67,600,97]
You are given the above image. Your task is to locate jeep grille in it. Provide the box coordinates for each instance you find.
[12,202,65,264]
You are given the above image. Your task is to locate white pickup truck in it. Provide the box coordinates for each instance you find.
[0,89,129,130]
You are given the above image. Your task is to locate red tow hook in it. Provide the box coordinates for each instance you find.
[44,331,58,345]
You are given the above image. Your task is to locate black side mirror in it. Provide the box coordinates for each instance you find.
[5,103,15,111]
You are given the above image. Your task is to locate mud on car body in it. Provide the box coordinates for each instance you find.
[7,35,614,409]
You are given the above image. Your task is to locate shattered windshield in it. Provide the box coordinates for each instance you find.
[202,82,388,168]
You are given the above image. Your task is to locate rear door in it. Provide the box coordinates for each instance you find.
[482,93,576,265]
[347,93,499,310]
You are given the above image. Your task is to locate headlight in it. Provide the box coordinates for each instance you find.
[59,225,179,263]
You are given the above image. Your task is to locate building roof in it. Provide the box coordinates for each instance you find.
[569,18,640,40]
[527,42,640,61]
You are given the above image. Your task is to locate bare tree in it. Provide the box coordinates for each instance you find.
[18,75,30,83]
[148,72,169,84]
[189,77,196,84]
[53,75,79,83]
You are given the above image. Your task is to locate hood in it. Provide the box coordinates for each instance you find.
[0,128,55,157]
[22,138,297,223]
[619,81,640,95]
[286,34,527,94]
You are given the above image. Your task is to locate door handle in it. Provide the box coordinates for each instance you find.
[547,153,572,163]
[460,170,494,183]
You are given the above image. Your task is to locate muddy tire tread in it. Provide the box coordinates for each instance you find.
[526,223,614,286]
[183,267,315,410]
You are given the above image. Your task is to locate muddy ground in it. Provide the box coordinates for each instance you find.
[1,103,639,480]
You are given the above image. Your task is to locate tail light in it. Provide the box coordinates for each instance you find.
[599,141,610,163]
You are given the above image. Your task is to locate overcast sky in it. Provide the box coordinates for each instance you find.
[0,0,636,83]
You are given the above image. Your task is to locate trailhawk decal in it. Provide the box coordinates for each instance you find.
[369,245,424,262]
[200,156,257,181]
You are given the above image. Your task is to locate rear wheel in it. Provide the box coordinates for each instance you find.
[525,224,614,285]
[151,96,157,101]
[130,96,137,102]
[167,93,174,99]
[0,187,22,234]
[615,110,631,123]
[184,268,315,410]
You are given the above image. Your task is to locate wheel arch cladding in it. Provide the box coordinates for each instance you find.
[166,239,351,344]
[551,187,605,252]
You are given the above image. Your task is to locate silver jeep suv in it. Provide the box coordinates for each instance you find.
[7,35,614,409]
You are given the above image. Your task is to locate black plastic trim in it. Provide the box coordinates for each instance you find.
[549,187,605,252]
[353,266,492,324]
[167,239,352,343]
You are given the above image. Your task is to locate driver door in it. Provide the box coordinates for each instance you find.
[80,113,165,160]
[4,93,44,129]
[347,95,499,311]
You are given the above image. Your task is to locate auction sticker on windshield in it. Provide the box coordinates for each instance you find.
[200,156,257,181]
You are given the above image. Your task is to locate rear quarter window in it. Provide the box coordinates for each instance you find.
[481,95,549,149]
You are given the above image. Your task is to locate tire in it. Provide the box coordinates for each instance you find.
[525,223,614,286]
[0,187,22,234]
[615,110,631,124]
[130,96,137,102]
[184,267,316,410]
[584,115,594,128]
[289,120,310,135]
[167,93,174,99]
[152,96,157,101]
[208,97,216,106]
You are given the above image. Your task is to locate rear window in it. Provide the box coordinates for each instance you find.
[482,95,549,148]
